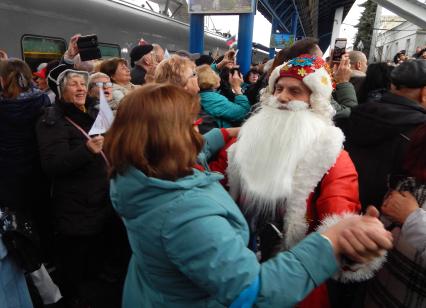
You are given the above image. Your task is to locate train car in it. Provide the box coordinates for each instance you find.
[0,0,269,70]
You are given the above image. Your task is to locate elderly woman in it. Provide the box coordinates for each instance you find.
[37,64,114,304]
[196,64,250,129]
[154,55,237,164]
[154,54,200,95]
[104,83,392,308]
[87,72,113,103]
[100,57,138,112]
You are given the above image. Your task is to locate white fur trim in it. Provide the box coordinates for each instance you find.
[317,213,387,283]
[227,142,240,201]
[267,63,286,94]
[282,126,344,249]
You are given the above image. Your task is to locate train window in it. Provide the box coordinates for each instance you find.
[21,35,66,71]
[98,43,121,59]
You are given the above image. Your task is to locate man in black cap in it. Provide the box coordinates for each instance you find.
[130,44,154,85]
[342,60,426,211]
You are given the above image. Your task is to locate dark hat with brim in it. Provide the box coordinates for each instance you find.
[391,59,426,89]
[130,44,154,67]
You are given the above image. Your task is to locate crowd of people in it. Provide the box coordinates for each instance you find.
[0,32,425,308]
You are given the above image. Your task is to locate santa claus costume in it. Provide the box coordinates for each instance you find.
[227,55,386,308]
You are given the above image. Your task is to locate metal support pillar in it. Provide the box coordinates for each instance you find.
[237,13,255,75]
[189,14,204,54]
[330,7,344,49]
[269,18,278,59]
[291,11,298,38]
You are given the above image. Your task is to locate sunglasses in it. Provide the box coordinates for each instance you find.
[95,81,113,88]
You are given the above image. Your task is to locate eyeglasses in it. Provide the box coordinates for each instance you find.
[95,81,113,88]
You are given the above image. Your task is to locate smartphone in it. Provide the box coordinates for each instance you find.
[332,38,347,62]
[77,35,101,61]
[229,67,240,75]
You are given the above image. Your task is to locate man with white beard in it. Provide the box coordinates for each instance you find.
[227,54,385,308]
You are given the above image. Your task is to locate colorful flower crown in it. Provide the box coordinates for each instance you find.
[279,54,336,89]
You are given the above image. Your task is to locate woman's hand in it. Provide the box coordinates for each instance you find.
[230,70,243,94]
[217,50,235,70]
[381,191,419,224]
[0,49,8,60]
[321,207,393,263]
[64,34,81,60]
[86,135,104,154]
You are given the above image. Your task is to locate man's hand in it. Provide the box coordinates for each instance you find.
[382,191,419,224]
[333,53,352,84]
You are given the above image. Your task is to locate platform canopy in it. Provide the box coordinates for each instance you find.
[257,0,355,51]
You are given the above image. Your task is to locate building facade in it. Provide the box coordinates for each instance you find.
[374,17,426,62]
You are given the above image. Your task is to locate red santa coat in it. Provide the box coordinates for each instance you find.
[301,150,361,308]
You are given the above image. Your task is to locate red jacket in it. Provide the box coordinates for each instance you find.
[300,150,361,308]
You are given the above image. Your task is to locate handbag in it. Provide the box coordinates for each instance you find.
[0,207,41,272]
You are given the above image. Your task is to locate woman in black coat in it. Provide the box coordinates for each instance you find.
[0,59,50,221]
[36,64,116,304]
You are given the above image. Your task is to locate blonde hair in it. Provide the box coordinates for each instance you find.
[88,72,110,89]
[154,55,194,86]
[196,64,220,90]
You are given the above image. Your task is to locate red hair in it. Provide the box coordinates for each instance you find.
[404,123,426,181]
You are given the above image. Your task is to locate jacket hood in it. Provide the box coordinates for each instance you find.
[110,166,223,219]
[0,90,49,123]
[345,92,426,146]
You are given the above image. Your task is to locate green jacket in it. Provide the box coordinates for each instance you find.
[199,90,250,128]
[332,82,358,120]
[111,166,338,307]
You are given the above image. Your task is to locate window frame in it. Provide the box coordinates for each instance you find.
[98,42,122,59]
[21,34,67,62]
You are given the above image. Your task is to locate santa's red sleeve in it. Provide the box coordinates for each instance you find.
[208,129,237,186]
[307,150,361,222]
[310,150,386,283]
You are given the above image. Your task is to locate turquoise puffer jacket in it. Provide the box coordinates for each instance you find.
[199,90,250,128]
[111,165,338,307]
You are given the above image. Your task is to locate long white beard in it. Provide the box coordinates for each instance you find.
[229,97,333,217]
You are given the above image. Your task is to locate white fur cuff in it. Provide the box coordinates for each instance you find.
[317,213,387,283]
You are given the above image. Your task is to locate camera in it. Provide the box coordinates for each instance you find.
[77,35,101,61]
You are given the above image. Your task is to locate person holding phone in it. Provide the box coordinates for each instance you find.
[196,64,250,129]
[62,34,99,72]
